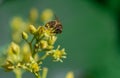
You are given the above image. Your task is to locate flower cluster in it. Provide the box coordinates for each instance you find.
[2,12,66,78]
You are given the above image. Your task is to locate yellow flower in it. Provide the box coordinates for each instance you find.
[31,63,39,73]
[52,45,66,62]
[36,26,55,40]
[44,28,54,38]
[37,26,46,36]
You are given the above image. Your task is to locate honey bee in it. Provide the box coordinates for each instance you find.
[45,15,62,34]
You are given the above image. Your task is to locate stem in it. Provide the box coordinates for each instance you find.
[40,54,48,60]
[25,39,29,44]
[42,68,48,78]
[31,36,35,43]
[14,69,22,78]
[37,53,48,64]
[30,36,35,51]
[24,39,33,52]
[29,42,33,52]
[25,36,35,57]
[16,73,22,78]
[35,72,41,78]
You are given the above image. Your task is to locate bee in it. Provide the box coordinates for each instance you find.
[45,15,62,34]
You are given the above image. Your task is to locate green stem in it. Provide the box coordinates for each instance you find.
[16,74,22,78]
[30,36,35,51]
[35,72,41,78]
[31,36,35,43]
[25,39,30,44]
[24,39,33,53]
[42,68,48,78]
[37,53,48,64]
[30,36,36,57]
[40,54,48,60]
[29,42,33,52]
[14,69,22,78]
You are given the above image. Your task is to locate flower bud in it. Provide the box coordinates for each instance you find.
[46,45,54,50]
[35,44,39,48]
[2,60,14,71]
[37,26,45,36]
[22,32,28,40]
[48,36,57,45]
[40,40,48,49]
[29,25,37,34]
[10,42,20,55]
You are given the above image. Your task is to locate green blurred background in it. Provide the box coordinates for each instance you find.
[0,0,120,78]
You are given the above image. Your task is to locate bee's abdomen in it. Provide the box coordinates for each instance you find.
[45,20,56,28]
[54,24,62,34]
[45,20,63,34]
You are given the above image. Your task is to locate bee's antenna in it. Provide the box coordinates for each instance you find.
[54,14,60,22]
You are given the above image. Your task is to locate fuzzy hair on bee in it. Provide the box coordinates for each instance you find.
[45,15,62,34]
